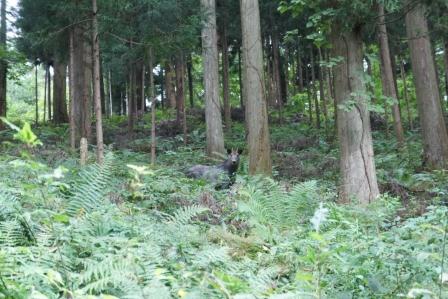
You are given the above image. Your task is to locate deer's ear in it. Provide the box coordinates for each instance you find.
[227,148,232,154]
[237,149,243,155]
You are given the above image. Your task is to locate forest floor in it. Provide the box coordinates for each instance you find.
[0,111,447,298]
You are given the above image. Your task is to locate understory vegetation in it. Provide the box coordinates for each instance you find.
[0,111,447,299]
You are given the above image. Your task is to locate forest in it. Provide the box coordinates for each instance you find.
[0,0,448,298]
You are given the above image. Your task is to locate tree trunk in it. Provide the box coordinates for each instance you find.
[148,48,156,165]
[378,4,405,147]
[330,24,380,204]
[100,57,106,115]
[222,26,231,132]
[444,40,448,110]
[53,57,69,124]
[305,60,313,125]
[35,64,38,125]
[201,0,225,157]
[44,64,47,122]
[69,30,76,149]
[175,53,187,144]
[0,0,6,130]
[128,68,135,134]
[310,46,321,129]
[92,0,104,164]
[47,64,52,122]
[297,37,304,92]
[240,0,272,175]
[108,71,113,116]
[272,29,283,123]
[400,59,413,130]
[318,47,328,131]
[187,54,194,108]
[82,28,92,141]
[405,1,448,168]
[238,47,244,109]
[165,62,176,109]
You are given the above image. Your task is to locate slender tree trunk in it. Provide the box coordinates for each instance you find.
[318,47,328,131]
[310,46,321,129]
[240,0,272,175]
[141,65,146,113]
[0,0,6,129]
[272,29,283,123]
[160,68,165,109]
[297,37,304,92]
[238,47,244,109]
[222,26,231,132]
[201,0,225,157]
[175,53,187,145]
[378,4,405,147]
[44,65,47,122]
[187,54,194,108]
[92,0,104,164]
[330,24,380,204]
[405,1,448,168]
[400,59,413,130]
[100,57,106,115]
[47,64,52,122]
[305,60,313,125]
[444,40,448,110]
[148,48,156,165]
[35,64,38,126]
[128,68,135,134]
[53,58,69,124]
[108,71,113,116]
[82,30,92,141]
[69,30,76,149]
[283,47,289,102]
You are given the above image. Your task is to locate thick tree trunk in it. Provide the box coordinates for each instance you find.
[0,0,6,130]
[201,0,225,157]
[82,29,92,141]
[187,54,194,108]
[53,57,69,124]
[222,26,231,132]
[405,1,448,169]
[240,0,272,175]
[165,62,176,109]
[378,4,405,147]
[330,24,380,204]
[92,0,104,164]
[175,53,187,144]
[310,46,321,129]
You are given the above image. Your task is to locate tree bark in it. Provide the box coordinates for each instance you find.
[238,47,244,109]
[92,0,104,164]
[53,58,69,124]
[444,40,448,110]
[272,29,283,123]
[187,54,194,108]
[149,48,156,165]
[330,24,380,204]
[222,25,231,132]
[405,1,448,168]
[47,64,52,122]
[318,47,328,131]
[297,36,304,92]
[305,60,313,125]
[69,29,76,149]
[240,0,272,175]
[201,0,225,157]
[128,67,135,134]
[310,46,321,129]
[165,62,176,109]
[0,0,6,130]
[175,53,187,145]
[378,4,405,147]
[400,59,413,130]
